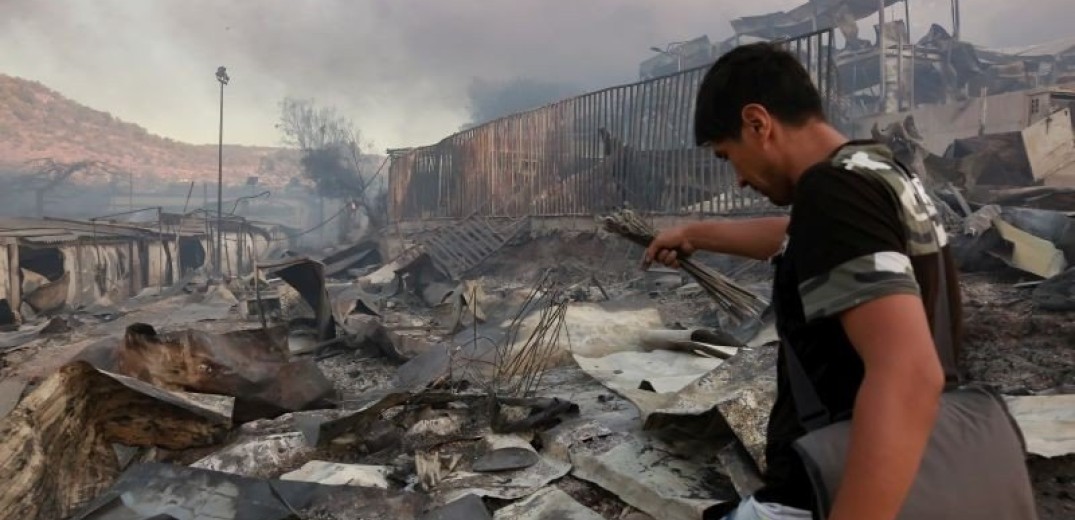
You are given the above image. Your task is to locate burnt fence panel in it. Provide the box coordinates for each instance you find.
[389,30,835,222]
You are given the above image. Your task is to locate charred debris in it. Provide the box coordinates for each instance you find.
[0,189,1071,519]
[1,2,1074,520]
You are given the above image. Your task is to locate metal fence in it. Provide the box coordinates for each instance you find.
[389,29,836,222]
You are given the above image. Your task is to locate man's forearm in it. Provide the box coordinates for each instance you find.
[827,370,942,520]
[682,216,788,260]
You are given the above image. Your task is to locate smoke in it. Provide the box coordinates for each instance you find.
[464,77,582,128]
[299,146,362,198]
[0,1,1071,149]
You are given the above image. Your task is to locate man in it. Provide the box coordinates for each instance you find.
[644,43,957,520]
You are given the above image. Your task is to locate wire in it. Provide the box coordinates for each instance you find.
[263,155,391,244]
[229,190,272,215]
[264,203,349,243]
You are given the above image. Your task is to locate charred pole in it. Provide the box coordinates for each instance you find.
[215,66,230,278]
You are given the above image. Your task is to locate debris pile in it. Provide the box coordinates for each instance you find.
[0,205,1071,520]
[870,108,1075,320]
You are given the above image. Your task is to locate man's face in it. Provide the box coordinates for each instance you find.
[709,119,795,206]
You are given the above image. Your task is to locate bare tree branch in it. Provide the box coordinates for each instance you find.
[276,97,388,227]
[276,98,356,152]
[15,159,122,191]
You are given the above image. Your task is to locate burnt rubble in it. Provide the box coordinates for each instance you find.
[0,213,1069,520]
[0,5,1073,519]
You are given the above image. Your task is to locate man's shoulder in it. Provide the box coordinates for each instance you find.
[833,141,947,255]
[829,142,930,205]
[794,142,902,199]
[793,141,947,258]
[829,141,902,173]
[808,142,908,196]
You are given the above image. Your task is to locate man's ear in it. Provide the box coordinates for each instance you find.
[740,104,771,139]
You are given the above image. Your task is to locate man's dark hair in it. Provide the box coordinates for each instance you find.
[694,43,825,146]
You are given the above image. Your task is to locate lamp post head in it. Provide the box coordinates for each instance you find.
[216,66,230,85]
[649,47,663,53]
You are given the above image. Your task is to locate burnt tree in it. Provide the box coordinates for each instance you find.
[276,98,386,231]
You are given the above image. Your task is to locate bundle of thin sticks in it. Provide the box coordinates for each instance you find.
[601,209,767,322]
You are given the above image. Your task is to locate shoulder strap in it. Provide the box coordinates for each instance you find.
[782,338,832,431]
[929,241,961,385]
[784,156,961,431]
[893,162,961,385]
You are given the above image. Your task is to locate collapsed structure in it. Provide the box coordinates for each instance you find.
[0,215,276,327]
[0,2,1072,520]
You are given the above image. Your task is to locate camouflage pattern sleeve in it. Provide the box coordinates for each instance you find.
[798,251,920,322]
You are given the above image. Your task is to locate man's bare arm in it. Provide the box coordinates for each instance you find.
[643,216,789,267]
[828,294,945,520]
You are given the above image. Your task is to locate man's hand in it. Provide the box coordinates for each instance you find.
[643,226,695,269]
[828,293,945,520]
[640,216,790,270]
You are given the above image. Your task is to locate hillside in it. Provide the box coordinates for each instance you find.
[0,74,300,188]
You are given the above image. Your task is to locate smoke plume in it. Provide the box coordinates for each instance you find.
[0,1,1070,149]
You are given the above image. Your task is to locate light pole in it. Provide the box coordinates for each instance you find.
[950,0,961,40]
[215,66,229,278]
[649,43,686,73]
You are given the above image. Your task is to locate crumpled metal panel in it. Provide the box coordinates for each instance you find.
[73,462,428,520]
[113,323,335,422]
[969,186,1075,211]
[492,487,603,520]
[999,206,1075,263]
[261,257,336,342]
[731,0,902,39]
[420,494,492,520]
[320,241,380,278]
[644,345,779,473]
[0,362,230,520]
[24,271,69,314]
[1003,394,1075,458]
[327,284,380,322]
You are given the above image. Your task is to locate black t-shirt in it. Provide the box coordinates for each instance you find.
[752,141,962,511]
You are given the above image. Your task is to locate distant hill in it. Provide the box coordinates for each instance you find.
[0,74,301,188]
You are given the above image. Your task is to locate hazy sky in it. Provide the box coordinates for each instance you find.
[1,1,1071,150]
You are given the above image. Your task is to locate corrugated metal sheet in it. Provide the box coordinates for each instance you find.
[988,36,1075,59]
[731,0,902,39]
[158,213,273,239]
[0,217,163,245]
[0,215,272,253]
[389,30,836,222]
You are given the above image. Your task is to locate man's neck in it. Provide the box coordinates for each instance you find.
[781,121,849,185]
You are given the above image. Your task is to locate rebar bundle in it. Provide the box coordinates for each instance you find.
[451,271,569,399]
[601,209,767,322]
[493,271,569,398]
